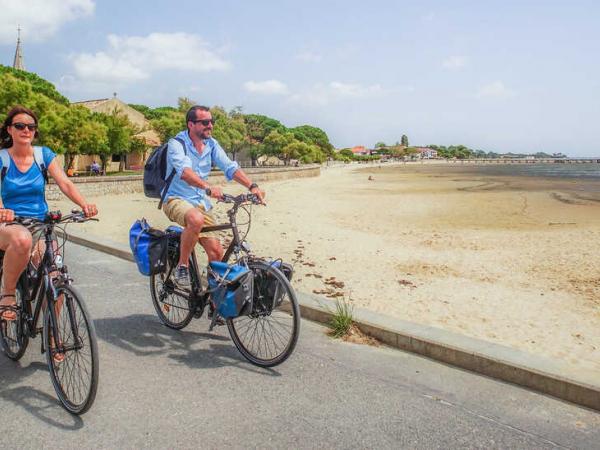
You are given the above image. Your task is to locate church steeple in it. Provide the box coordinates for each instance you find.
[13,26,25,71]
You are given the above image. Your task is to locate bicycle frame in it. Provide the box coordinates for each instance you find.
[19,224,79,353]
[162,199,250,310]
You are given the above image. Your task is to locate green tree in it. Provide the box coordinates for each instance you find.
[244,114,286,143]
[401,134,409,147]
[263,130,296,164]
[374,141,387,148]
[177,96,196,113]
[99,109,134,173]
[289,125,334,157]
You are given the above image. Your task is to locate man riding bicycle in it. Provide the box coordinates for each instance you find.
[162,105,264,288]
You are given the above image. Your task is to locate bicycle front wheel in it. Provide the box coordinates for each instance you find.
[227,260,300,367]
[45,285,99,415]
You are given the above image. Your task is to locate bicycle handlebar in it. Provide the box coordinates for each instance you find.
[218,193,262,205]
[11,210,99,227]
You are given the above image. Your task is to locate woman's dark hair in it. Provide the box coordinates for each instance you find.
[0,105,40,148]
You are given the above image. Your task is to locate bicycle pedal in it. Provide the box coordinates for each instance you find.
[193,307,203,319]
[208,311,225,330]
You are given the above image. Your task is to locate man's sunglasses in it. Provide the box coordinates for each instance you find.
[191,119,215,126]
[11,122,38,131]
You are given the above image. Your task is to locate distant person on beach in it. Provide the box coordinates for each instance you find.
[161,105,265,287]
[0,105,98,322]
[90,160,100,175]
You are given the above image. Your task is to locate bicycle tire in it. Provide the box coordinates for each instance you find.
[227,260,300,367]
[150,255,196,330]
[0,270,29,361]
[45,284,99,415]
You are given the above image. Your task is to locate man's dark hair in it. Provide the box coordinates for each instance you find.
[186,105,211,126]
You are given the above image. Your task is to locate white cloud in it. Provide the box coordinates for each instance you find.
[69,32,230,84]
[329,81,383,97]
[0,0,94,44]
[442,55,467,70]
[477,81,516,99]
[243,80,289,95]
[295,51,322,63]
[289,81,385,106]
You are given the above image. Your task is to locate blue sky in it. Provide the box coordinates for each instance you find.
[1,0,599,156]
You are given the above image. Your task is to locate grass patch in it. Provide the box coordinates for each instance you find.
[327,296,380,346]
[328,296,354,338]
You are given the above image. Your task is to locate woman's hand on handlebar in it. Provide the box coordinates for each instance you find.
[0,208,15,223]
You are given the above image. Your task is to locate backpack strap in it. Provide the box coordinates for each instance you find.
[158,137,186,210]
[33,146,49,183]
[0,149,10,184]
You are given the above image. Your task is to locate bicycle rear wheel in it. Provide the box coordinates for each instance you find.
[150,256,196,330]
[0,270,29,361]
[45,285,99,415]
[227,260,300,367]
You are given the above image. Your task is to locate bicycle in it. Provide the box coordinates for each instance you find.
[0,210,99,414]
[149,193,300,367]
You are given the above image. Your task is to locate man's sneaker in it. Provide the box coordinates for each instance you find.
[174,265,191,288]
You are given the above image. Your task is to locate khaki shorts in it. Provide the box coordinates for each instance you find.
[163,198,220,239]
[0,223,56,243]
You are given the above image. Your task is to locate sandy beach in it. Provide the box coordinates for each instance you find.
[50,163,600,374]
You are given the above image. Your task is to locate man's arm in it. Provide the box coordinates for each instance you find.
[232,169,265,204]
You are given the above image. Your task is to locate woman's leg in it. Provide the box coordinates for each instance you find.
[32,236,65,362]
[0,224,32,320]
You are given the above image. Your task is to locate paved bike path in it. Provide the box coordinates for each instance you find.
[0,243,598,449]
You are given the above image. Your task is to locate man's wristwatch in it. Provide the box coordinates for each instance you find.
[248,183,258,191]
[205,187,212,196]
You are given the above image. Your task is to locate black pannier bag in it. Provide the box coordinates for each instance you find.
[253,260,293,309]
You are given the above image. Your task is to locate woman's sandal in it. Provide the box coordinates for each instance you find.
[50,338,66,364]
[0,294,18,322]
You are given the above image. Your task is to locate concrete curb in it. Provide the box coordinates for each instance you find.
[59,229,600,411]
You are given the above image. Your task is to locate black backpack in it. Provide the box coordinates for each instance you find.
[143,137,185,209]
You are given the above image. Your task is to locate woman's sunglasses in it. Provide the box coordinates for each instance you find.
[11,122,38,131]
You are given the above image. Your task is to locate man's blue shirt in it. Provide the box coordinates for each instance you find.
[164,130,239,211]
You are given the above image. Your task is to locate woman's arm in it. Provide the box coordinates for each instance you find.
[47,160,97,217]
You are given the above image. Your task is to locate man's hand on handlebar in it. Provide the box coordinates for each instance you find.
[81,203,98,218]
[250,186,266,205]
[206,186,224,200]
[0,208,15,223]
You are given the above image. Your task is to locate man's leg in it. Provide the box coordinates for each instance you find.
[179,208,205,267]
[199,237,224,262]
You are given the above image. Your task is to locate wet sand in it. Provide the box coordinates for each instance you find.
[51,164,600,374]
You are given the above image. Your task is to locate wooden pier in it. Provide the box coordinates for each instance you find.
[447,158,600,164]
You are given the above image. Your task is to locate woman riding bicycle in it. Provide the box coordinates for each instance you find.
[0,105,98,322]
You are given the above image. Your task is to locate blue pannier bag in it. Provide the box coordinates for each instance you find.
[207,262,253,318]
[129,219,168,276]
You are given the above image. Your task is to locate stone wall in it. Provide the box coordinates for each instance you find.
[46,165,320,200]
